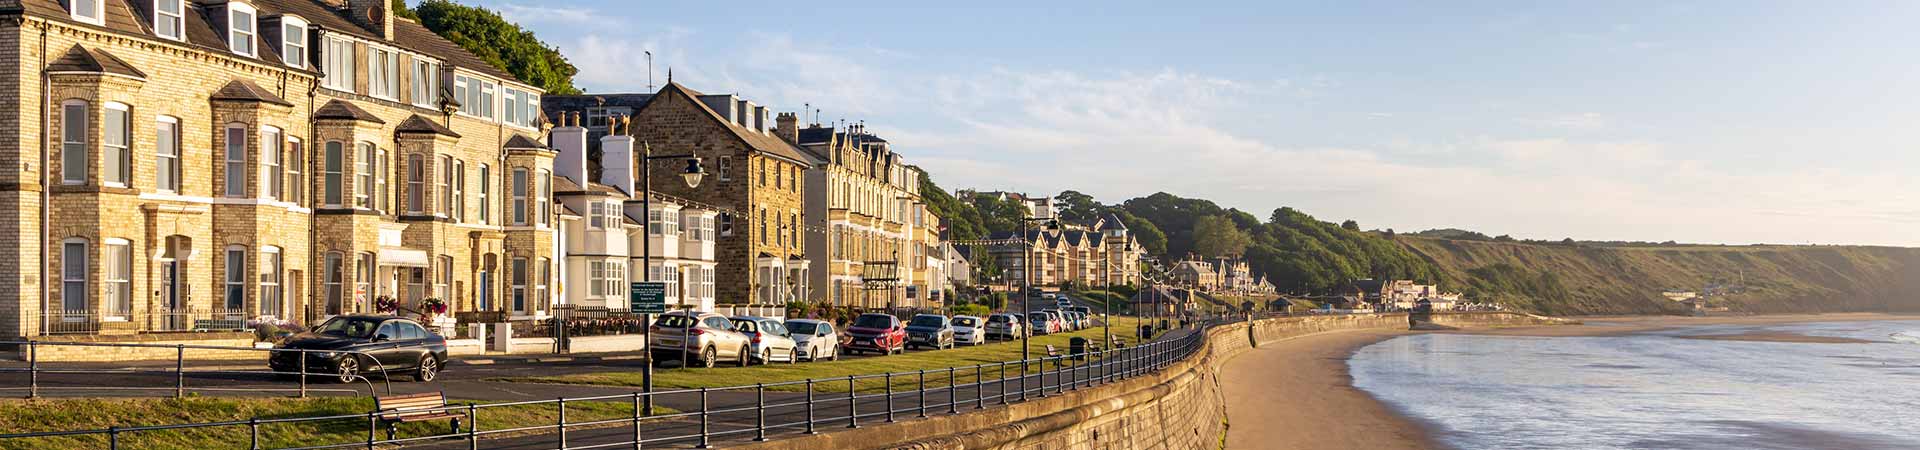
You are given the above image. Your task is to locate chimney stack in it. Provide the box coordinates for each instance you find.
[551,111,589,187]
[775,112,799,144]
[600,129,637,196]
[346,0,394,40]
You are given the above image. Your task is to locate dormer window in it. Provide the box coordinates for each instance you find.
[71,0,104,26]
[228,3,257,57]
[281,16,308,68]
[154,0,184,39]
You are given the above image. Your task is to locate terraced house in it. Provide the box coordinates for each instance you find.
[0,0,558,338]
[791,121,939,309]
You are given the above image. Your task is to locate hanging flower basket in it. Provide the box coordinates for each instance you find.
[374,296,399,314]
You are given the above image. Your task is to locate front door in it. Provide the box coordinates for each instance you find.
[160,261,183,331]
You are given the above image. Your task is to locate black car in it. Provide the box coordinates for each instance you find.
[269,315,448,383]
[904,314,955,350]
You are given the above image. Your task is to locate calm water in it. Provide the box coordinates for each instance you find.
[1349,320,1920,450]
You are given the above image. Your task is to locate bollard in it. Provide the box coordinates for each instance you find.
[754,384,767,441]
[696,389,710,448]
[805,379,817,434]
[846,376,859,429]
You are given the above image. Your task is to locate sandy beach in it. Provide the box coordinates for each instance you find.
[1218,312,1917,449]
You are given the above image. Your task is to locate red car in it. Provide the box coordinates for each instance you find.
[842,313,907,355]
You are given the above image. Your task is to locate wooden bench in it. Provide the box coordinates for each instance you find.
[1044,345,1066,368]
[375,392,465,440]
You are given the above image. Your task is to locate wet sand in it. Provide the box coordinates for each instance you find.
[1217,312,1916,449]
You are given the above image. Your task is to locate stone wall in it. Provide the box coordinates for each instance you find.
[14,332,259,361]
[727,312,1571,450]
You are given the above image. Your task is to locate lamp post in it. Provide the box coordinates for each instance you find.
[1019,217,1057,364]
[637,140,704,417]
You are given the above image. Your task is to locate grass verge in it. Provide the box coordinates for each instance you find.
[492,316,1168,393]
[0,396,672,450]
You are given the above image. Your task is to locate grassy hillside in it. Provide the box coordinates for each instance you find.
[1400,237,1920,315]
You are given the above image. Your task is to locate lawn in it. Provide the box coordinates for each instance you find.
[493,316,1165,393]
[0,396,671,450]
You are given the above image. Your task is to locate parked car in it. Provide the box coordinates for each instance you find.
[843,313,907,355]
[1028,312,1059,335]
[270,315,448,384]
[730,316,798,364]
[1041,292,1058,300]
[648,311,752,368]
[904,314,955,350]
[784,319,841,361]
[951,315,986,345]
[1069,306,1092,317]
[1044,309,1071,331]
[985,313,1025,340]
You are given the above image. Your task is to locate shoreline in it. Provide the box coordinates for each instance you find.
[1218,312,1917,449]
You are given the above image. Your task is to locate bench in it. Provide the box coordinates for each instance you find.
[375,392,465,440]
[1044,345,1065,368]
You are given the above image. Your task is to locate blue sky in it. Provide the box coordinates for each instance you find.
[440,1,1920,246]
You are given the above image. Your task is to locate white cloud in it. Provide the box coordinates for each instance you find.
[489,3,595,25]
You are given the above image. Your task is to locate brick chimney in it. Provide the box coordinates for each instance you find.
[775,112,799,144]
[346,0,394,40]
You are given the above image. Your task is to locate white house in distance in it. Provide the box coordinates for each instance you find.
[549,117,718,314]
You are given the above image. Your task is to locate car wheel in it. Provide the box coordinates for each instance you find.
[335,357,361,384]
[830,347,840,361]
[739,346,752,367]
[700,347,718,369]
[759,348,771,365]
[787,348,798,364]
[415,355,439,382]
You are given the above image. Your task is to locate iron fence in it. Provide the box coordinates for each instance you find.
[0,318,1224,449]
[0,340,394,399]
[38,309,254,335]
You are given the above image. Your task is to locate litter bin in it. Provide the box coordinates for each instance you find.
[1158,319,1170,332]
[1139,324,1153,340]
[1069,337,1090,360]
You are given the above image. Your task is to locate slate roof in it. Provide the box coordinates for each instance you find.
[47,44,148,78]
[503,134,547,150]
[209,79,294,106]
[1098,213,1127,231]
[654,83,813,165]
[394,114,460,137]
[313,100,383,123]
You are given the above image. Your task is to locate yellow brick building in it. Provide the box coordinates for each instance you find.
[0,0,556,337]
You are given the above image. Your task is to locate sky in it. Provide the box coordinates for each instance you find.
[437,1,1920,247]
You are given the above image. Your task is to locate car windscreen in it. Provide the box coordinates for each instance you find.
[909,316,945,327]
[953,317,978,327]
[853,315,894,329]
[314,317,381,339]
[655,314,696,328]
[788,321,819,335]
[731,320,757,333]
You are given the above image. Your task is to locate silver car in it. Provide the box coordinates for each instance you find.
[647,311,752,368]
[951,315,986,345]
[785,319,841,361]
[731,316,799,364]
[985,313,1025,340]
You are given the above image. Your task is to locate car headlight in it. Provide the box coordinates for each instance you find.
[310,351,337,359]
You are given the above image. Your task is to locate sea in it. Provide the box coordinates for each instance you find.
[1348,320,1920,450]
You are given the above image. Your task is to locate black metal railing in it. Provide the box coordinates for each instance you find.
[0,318,1228,449]
[0,340,393,399]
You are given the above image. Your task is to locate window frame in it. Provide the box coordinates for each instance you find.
[411,59,441,108]
[154,116,180,192]
[323,141,343,207]
[260,126,282,200]
[102,102,130,187]
[260,246,282,318]
[227,2,257,57]
[368,46,399,100]
[406,153,424,214]
[354,142,372,208]
[478,164,491,224]
[223,246,247,314]
[510,257,528,313]
[60,100,88,185]
[321,36,355,92]
[71,0,104,26]
[103,238,131,320]
[439,155,453,216]
[287,137,304,204]
[223,123,247,197]
[511,168,528,225]
[280,16,307,68]
[60,238,88,314]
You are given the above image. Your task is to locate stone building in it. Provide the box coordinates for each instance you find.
[985,215,1142,291]
[0,0,557,338]
[790,121,934,309]
[549,83,811,307]
[547,118,718,313]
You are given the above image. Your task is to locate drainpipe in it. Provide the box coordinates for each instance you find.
[306,28,324,325]
[37,19,50,336]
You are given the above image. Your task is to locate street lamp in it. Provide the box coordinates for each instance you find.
[1019,217,1058,366]
[637,139,703,417]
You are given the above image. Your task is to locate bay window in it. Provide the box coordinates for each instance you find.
[103,103,129,187]
[323,141,343,206]
[224,124,246,197]
[60,100,87,185]
[260,126,281,200]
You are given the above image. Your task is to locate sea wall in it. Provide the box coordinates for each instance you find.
[731,312,1568,450]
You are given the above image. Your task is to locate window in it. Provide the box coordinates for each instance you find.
[791,212,800,249]
[71,0,103,25]
[758,159,766,186]
[511,169,527,225]
[61,239,86,313]
[323,252,343,315]
[454,75,497,120]
[538,170,551,226]
[104,239,130,319]
[589,261,624,298]
[589,202,608,229]
[280,16,306,67]
[411,60,439,107]
[774,163,782,190]
[355,142,372,207]
[376,149,389,212]
[585,107,630,130]
[453,160,465,222]
[437,256,453,300]
[479,164,491,224]
[502,89,521,127]
[759,208,768,244]
[261,247,282,318]
[720,213,733,237]
[228,3,256,56]
[480,81,497,120]
[261,126,281,200]
[322,37,354,91]
[224,246,246,313]
[155,116,179,192]
[323,141,343,206]
[103,103,129,187]
[511,257,527,313]
[405,154,423,213]
[539,258,551,311]
[440,155,453,216]
[369,48,397,99]
[718,157,730,181]
[224,124,246,197]
[61,100,86,185]
[287,138,303,204]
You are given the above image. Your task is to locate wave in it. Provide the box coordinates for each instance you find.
[1892,331,1920,344]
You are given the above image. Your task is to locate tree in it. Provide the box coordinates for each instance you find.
[411,0,581,95]
[1055,190,1104,224]
[1114,210,1168,255]
[1341,220,1360,231]
[1191,215,1251,258]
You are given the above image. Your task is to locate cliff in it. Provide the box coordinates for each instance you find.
[1399,238,1920,315]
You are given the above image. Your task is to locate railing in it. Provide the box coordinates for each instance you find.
[0,318,1225,449]
[39,310,253,335]
[0,340,393,399]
